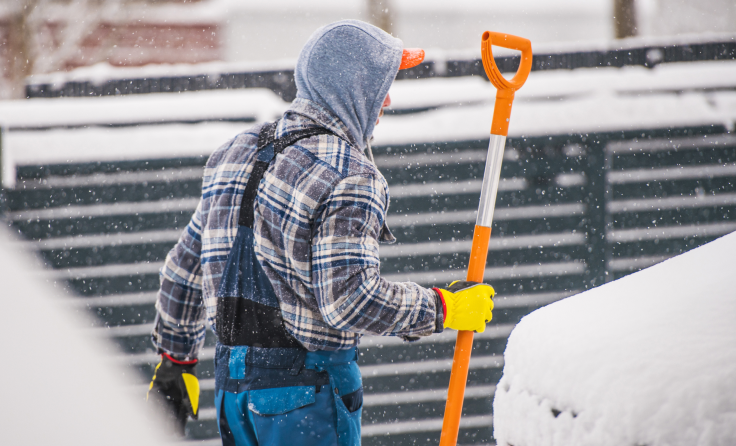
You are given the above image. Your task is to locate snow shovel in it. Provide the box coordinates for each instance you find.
[439,31,532,446]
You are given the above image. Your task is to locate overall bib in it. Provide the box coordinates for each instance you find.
[214,122,363,446]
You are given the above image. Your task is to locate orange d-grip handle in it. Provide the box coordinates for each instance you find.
[481,31,532,136]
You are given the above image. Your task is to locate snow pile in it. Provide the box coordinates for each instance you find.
[493,231,736,446]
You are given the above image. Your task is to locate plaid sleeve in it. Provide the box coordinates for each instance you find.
[311,174,439,337]
[151,200,207,360]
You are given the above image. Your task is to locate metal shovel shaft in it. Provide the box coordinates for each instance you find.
[439,135,505,446]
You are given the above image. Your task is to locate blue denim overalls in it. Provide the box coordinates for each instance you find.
[213,122,363,446]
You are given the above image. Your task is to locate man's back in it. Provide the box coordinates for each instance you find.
[194,98,428,352]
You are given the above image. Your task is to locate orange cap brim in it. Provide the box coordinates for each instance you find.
[399,48,425,70]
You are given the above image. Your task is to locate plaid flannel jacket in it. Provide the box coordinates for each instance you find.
[152,98,441,358]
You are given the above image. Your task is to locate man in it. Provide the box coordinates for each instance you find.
[147,19,494,446]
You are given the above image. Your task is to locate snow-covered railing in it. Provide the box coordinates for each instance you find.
[24,37,736,102]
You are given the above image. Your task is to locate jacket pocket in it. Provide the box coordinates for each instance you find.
[247,386,315,416]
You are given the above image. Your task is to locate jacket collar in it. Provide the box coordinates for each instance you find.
[278,98,360,149]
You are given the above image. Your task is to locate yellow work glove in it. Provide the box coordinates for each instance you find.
[147,353,200,436]
[433,281,494,333]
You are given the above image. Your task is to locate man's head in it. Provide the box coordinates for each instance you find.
[295,20,423,150]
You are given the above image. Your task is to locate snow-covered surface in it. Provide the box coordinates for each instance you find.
[493,232,736,446]
[0,224,175,444]
[0,88,287,129]
[5,122,248,167]
[1,60,734,180]
[0,89,287,187]
[26,31,736,88]
[516,61,736,99]
[377,61,736,144]
[27,59,299,87]
[388,60,736,112]
[377,90,731,145]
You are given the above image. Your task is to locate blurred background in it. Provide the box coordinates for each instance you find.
[0,1,734,445]
[0,0,735,98]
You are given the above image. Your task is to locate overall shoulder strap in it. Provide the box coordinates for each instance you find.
[238,121,336,228]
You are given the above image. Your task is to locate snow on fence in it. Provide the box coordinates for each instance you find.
[23,37,736,102]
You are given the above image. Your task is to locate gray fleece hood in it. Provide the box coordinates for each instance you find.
[295,20,403,150]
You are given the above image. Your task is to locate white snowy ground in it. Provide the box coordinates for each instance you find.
[493,231,736,446]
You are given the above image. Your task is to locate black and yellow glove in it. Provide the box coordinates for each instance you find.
[147,353,200,435]
[433,281,495,333]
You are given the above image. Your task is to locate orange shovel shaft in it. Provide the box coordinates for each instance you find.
[491,89,515,137]
[440,330,474,445]
[439,31,531,446]
[439,225,492,446]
